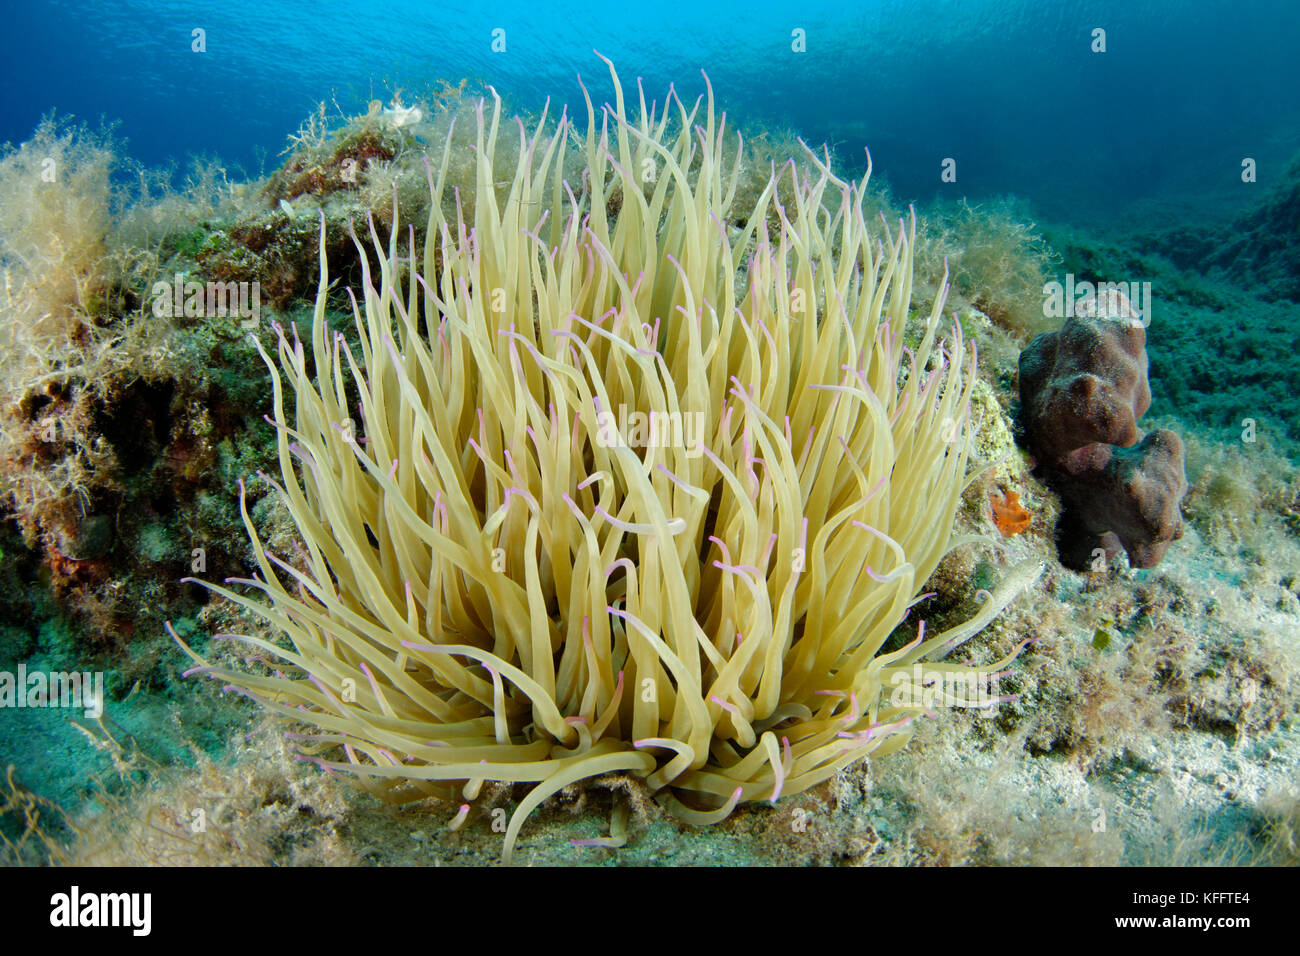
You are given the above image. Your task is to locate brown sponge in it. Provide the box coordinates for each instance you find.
[1019,314,1151,464]
[1019,314,1186,570]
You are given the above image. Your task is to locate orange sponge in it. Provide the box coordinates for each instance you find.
[991,489,1032,536]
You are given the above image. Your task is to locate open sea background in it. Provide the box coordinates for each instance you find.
[3,0,1299,224]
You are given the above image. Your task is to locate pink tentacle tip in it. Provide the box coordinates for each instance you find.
[710,695,741,717]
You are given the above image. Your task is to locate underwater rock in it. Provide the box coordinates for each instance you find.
[264,125,399,205]
[1019,314,1187,570]
[54,513,114,562]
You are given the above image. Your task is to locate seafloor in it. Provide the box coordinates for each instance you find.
[1,83,1297,866]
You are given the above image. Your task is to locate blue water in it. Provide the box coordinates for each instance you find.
[4,0,1298,221]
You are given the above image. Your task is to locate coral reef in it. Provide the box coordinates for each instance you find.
[1019,312,1187,569]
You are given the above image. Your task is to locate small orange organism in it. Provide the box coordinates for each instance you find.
[991,488,1032,536]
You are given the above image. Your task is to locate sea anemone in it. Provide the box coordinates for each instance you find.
[174,59,1039,863]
